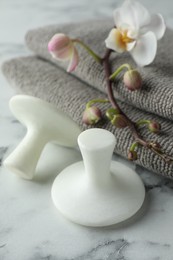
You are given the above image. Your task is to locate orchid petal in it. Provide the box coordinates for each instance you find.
[127,29,138,39]
[67,47,79,72]
[130,31,157,66]
[113,8,125,28]
[48,34,70,52]
[105,28,125,53]
[55,44,74,60]
[126,41,136,51]
[50,45,73,60]
[141,14,166,40]
[114,0,150,30]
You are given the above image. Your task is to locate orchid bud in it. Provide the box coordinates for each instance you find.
[128,150,138,161]
[123,70,142,91]
[111,114,128,128]
[48,34,71,54]
[82,106,102,125]
[48,33,79,72]
[148,121,161,133]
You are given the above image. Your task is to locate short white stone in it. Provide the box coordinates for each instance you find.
[52,129,145,227]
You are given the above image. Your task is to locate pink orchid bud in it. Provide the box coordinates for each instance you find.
[128,150,138,161]
[111,114,128,128]
[148,121,161,133]
[123,70,142,91]
[48,34,71,54]
[82,106,102,125]
[48,33,79,72]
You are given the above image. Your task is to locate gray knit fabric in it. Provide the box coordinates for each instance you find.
[2,56,173,179]
[25,20,173,121]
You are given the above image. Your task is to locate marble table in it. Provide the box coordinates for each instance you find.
[1,0,173,259]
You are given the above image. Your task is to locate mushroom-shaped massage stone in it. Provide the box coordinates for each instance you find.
[52,128,145,227]
[4,95,81,180]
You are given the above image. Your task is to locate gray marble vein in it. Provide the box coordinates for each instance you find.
[1,0,173,259]
[0,147,8,166]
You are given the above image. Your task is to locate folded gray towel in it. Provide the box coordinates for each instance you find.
[25,20,173,120]
[2,56,173,179]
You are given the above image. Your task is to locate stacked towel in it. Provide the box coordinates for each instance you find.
[25,19,173,120]
[2,20,173,179]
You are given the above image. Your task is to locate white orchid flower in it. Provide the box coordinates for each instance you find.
[105,0,166,66]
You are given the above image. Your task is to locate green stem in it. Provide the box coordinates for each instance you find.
[130,142,138,151]
[109,63,132,81]
[86,99,109,109]
[72,39,102,64]
[136,119,150,126]
[106,107,119,120]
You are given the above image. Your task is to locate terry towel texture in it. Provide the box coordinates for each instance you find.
[25,19,173,120]
[2,56,173,179]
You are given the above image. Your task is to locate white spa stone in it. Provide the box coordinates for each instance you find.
[3,95,81,180]
[51,128,145,227]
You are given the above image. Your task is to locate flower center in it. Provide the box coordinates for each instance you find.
[122,30,134,43]
[119,30,135,50]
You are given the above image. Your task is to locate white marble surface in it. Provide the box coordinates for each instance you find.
[1,0,173,259]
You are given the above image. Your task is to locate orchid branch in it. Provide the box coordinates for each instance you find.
[47,0,170,163]
[102,48,173,163]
